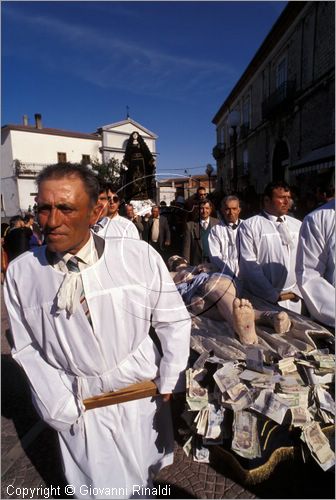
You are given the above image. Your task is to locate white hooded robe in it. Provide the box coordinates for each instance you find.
[4,238,191,499]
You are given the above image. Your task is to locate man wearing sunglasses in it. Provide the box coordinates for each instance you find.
[93,185,139,240]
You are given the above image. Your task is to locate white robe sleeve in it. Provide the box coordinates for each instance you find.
[4,274,82,431]
[238,221,280,303]
[208,225,238,279]
[208,225,226,272]
[128,220,140,240]
[149,253,191,394]
[296,214,335,327]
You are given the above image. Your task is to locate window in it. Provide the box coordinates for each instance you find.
[276,57,287,89]
[57,152,67,163]
[243,149,249,175]
[242,95,251,128]
[82,154,91,165]
[221,122,226,145]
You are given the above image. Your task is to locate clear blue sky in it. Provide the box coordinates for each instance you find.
[2,1,287,178]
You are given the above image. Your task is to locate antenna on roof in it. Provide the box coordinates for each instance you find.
[126,105,130,119]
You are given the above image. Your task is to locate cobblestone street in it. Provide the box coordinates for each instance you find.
[1,285,334,499]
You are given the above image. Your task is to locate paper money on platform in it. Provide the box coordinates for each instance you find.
[186,368,209,411]
[231,410,261,459]
[203,403,225,443]
[310,353,335,370]
[193,441,210,463]
[227,382,249,402]
[277,391,308,408]
[196,407,209,436]
[291,406,312,427]
[222,388,256,412]
[278,357,297,375]
[251,390,289,424]
[213,362,240,394]
[301,421,335,471]
[182,435,193,457]
[278,372,306,394]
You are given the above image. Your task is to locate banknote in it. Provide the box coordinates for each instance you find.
[291,406,312,427]
[213,363,240,394]
[278,357,297,375]
[251,390,289,424]
[182,435,193,457]
[231,410,261,459]
[186,369,209,411]
[193,442,210,463]
[204,403,225,442]
[302,421,335,471]
[196,407,209,436]
[227,382,249,402]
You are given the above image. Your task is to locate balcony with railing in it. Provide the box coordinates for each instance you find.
[14,161,50,177]
[262,80,296,120]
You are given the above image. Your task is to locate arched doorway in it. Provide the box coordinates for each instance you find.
[272,140,289,181]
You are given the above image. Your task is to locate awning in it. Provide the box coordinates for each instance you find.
[289,144,334,174]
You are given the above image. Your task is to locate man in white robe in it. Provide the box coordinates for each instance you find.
[208,195,243,281]
[239,181,302,313]
[4,164,191,499]
[296,198,335,327]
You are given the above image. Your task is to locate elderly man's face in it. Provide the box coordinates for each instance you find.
[152,207,159,218]
[221,200,241,224]
[107,190,120,218]
[37,175,98,254]
[264,187,292,217]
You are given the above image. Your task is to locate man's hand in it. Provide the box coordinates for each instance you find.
[279,292,300,302]
[161,393,172,402]
[164,240,171,246]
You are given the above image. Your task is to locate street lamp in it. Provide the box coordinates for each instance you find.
[205,163,214,193]
[228,110,240,193]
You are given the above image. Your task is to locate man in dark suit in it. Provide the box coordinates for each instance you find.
[143,205,171,259]
[182,200,219,265]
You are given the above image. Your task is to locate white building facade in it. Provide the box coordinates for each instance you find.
[1,115,157,217]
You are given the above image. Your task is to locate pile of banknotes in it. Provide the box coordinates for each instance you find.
[183,345,335,471]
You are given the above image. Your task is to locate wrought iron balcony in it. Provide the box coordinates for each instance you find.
[262,80,296,120]
[14,160,49,177]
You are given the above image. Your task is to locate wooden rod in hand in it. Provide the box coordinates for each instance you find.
[83,380,160,410]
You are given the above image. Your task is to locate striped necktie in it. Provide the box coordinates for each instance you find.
[66,257,92,327]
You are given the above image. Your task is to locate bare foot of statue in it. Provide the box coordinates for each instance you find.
[273,311,291,334]
[232,298,258,345]
[256,311,291,334]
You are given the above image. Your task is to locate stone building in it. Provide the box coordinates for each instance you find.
[212,1,334,212]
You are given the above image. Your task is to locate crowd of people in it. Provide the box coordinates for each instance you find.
[2,162,335,499]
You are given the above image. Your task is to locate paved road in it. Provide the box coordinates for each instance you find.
[1,285,334,499]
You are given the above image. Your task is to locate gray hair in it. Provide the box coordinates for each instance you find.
[36,163,99,207]
[221,195,240,207]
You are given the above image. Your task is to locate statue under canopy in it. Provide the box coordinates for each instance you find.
[122,131,155,201]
